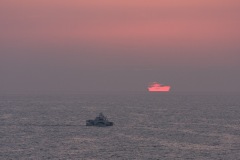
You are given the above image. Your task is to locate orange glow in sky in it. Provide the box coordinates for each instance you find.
[148,82,171,92]
[0,0,240,92]
[1,0,240,48]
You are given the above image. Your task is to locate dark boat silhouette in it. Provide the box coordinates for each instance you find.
[86,113,113,127]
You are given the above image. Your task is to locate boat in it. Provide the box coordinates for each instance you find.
[86,113,114,127]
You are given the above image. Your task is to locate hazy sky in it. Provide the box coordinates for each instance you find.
[1,0,240,93]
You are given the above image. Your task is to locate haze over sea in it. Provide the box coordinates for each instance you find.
[0,92,239,160]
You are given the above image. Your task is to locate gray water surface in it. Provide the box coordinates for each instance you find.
[0,93,240,159]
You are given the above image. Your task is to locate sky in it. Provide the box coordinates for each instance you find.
[0,0,240,93]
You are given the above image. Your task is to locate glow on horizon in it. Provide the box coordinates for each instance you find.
[148,82,171,92]
[0,0,240,93]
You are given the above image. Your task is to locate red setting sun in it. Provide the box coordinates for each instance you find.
[148,82,171,92]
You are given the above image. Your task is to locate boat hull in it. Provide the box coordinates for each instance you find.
[86,120,113,127]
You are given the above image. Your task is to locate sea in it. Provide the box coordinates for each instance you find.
[0,92,239,160]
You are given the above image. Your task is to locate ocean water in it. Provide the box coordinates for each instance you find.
[0,93,240,160]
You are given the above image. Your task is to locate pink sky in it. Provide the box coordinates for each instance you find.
[0,1,240,92]
[1,1,239,46]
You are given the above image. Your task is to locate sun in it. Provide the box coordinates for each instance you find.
[148,82,171,92]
